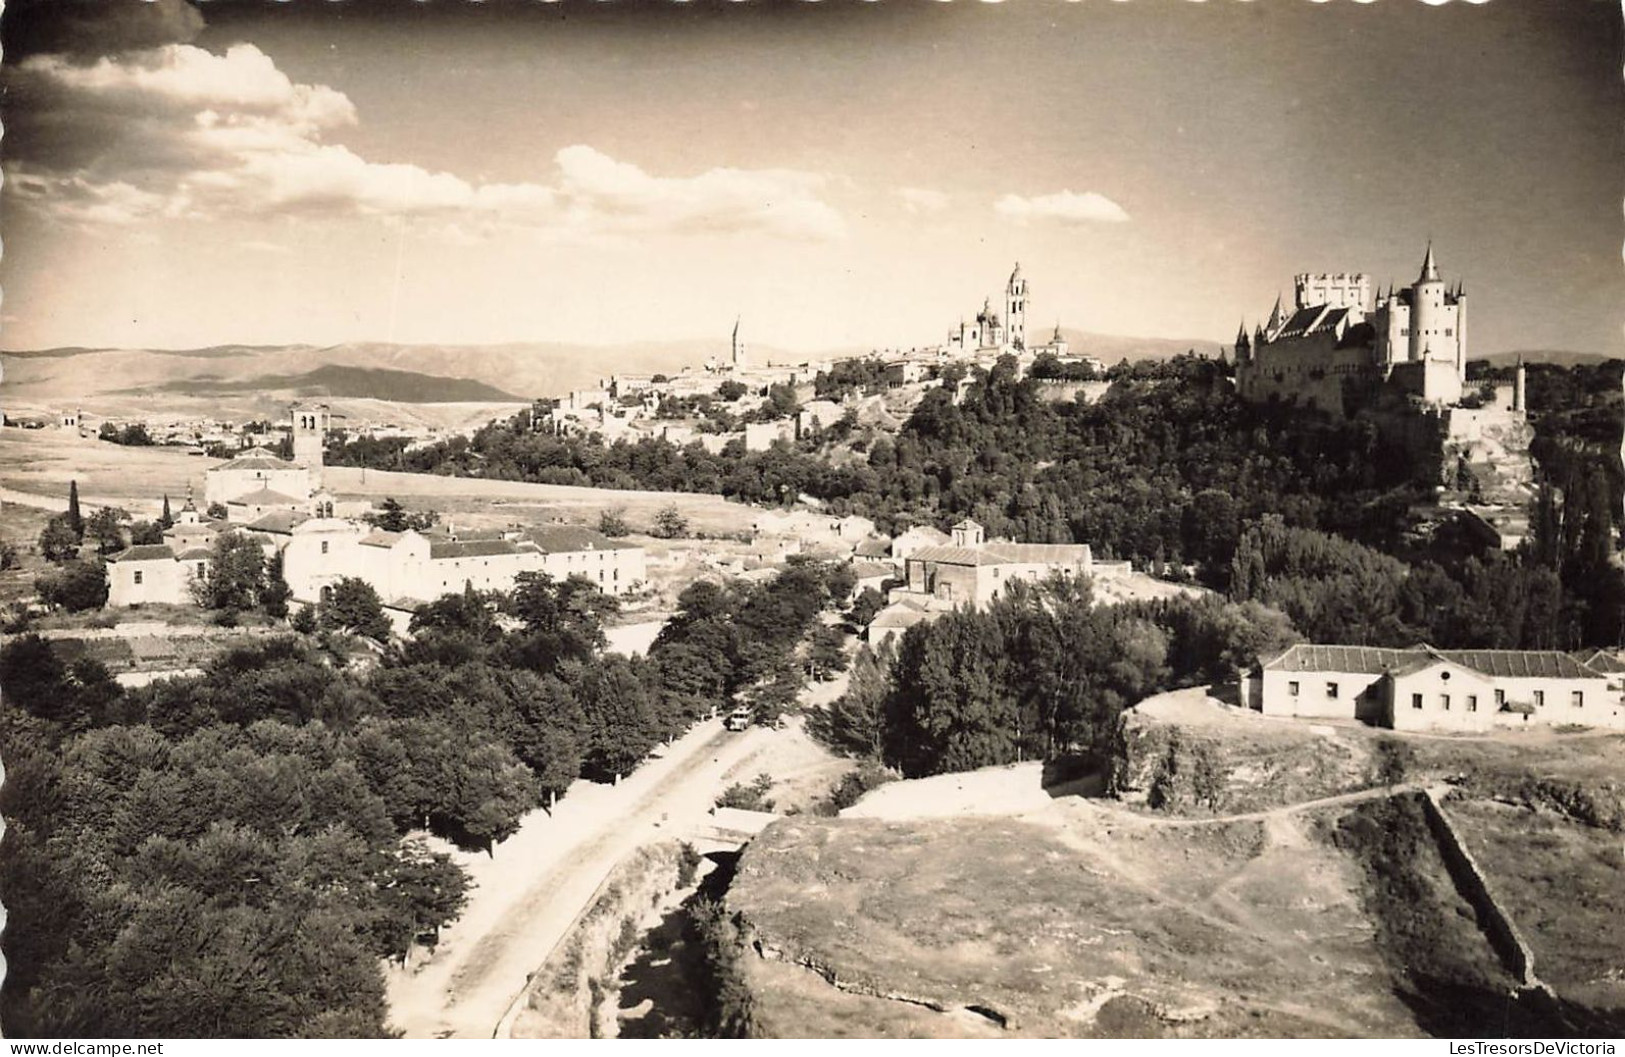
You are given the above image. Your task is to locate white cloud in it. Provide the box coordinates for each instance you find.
[994,189,1130,225]
[6,43,845,242]
[897,187,950,214]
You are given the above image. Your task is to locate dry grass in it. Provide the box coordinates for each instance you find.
[1445,798,1625,1016]
[729,806,1422,1038]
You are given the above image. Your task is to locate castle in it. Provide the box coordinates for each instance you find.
[1234,244,1535,520]
[1234,244,1522,417]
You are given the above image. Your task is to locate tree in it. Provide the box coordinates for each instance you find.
[262,551,293,619]
[36,560,109,613]
[598,507,630,537]
[652,505,689,539]
[128,520,164,546]
[193,533,265,612]
[321,577,393,641]
[86,506,129,556]
[66,480,84,540]
[806,624,849,680]
[364,497,436,533]
[291,605,318,634]
[39,516,80,563]
[160,494,174,529]
[206,502,229,521]
[845,587,886,628]
[0,537,17,571]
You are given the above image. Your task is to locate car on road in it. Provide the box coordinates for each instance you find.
[724,707,752,732]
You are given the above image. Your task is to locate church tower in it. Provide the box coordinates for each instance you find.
[1005,263,1028,350]
[291,402,329,482]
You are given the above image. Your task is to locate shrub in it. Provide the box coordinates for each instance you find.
[715,773,775,812]
[678,842,703,888]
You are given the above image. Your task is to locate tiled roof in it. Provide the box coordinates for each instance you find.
[1262,644,1410,674]
[245,511,305,534]
[526,525,637,553]
[906,545,999,567]
[982,543,1092,564]
[1573,649,1625,674]
[1438,650,1601,680]
[1263,643,1604,681]
[851,561,896,579]
[360,531,405,548]
[430,539,520,560]
[110,544,176,562]
[907,543,1091,568]
[228,486,305,506]
[212,448,292,471]
[174,547,213,561]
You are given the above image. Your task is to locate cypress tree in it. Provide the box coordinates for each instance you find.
[66,480,84,540]
[160,493,173,529]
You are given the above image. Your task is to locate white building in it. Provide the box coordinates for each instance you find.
[283,520,647,612]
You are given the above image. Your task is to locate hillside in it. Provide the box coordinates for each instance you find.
[718,700,1625,1039]
[128,364,525,403]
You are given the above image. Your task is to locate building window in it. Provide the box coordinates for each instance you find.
[1412,693,1423,710]
[1534,690,1545,708]
[1326,682,1338,698]
[1288,681,1300,697]
[1495,689,1506,707]
[321,541,329,555]
[198,564,206,577]
[1572,690,1583,708]
[1441,694,1451,710]
[1467,695,1478,712]
[133,570,143,585]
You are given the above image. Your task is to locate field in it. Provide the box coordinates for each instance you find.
[730,806,1426,1038]
[0,427,759,541]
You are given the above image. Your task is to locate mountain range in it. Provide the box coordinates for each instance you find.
[0,329,1224,413]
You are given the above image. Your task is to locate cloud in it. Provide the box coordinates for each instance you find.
[4,42,845,242]
[3,0,204,61]
[994,189,1130,225]
[897,187,950,214]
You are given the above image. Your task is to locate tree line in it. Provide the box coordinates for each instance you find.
[0,559,852,1037]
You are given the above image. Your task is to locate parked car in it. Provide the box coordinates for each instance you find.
[724,707,752,732]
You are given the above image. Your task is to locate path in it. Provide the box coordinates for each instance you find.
[385,714,783,1039]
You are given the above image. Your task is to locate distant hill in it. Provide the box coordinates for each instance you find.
[0,328,1223,413]
[129,365,525,403]
[1475,350,1620,369]
[1057,328,1228,363]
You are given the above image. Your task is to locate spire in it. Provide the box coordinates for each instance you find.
[1419,241,1439,283]
[1266,293,1285,333]
[1235,320,1250,347]
[1009,261,1022,286]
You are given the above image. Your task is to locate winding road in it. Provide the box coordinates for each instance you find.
[384,714,783,1039]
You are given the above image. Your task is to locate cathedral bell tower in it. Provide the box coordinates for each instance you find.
[1005,263,1028,350]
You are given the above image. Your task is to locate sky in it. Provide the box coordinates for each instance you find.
[1,0,1620,357]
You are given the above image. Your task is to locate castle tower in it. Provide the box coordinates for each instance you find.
[1005,263,1028,350]
[1234,320,1251,364]
[1513,358,1526,413]
[291,402,329,481]
[1264,294,1286,340]
[1408,242,1447,362]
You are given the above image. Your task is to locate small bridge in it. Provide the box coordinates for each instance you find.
[682,807,780,853]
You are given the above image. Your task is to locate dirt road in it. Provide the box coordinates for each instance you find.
[385,715,784,1039]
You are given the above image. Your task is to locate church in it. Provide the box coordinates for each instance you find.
[943,263,1071,360]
